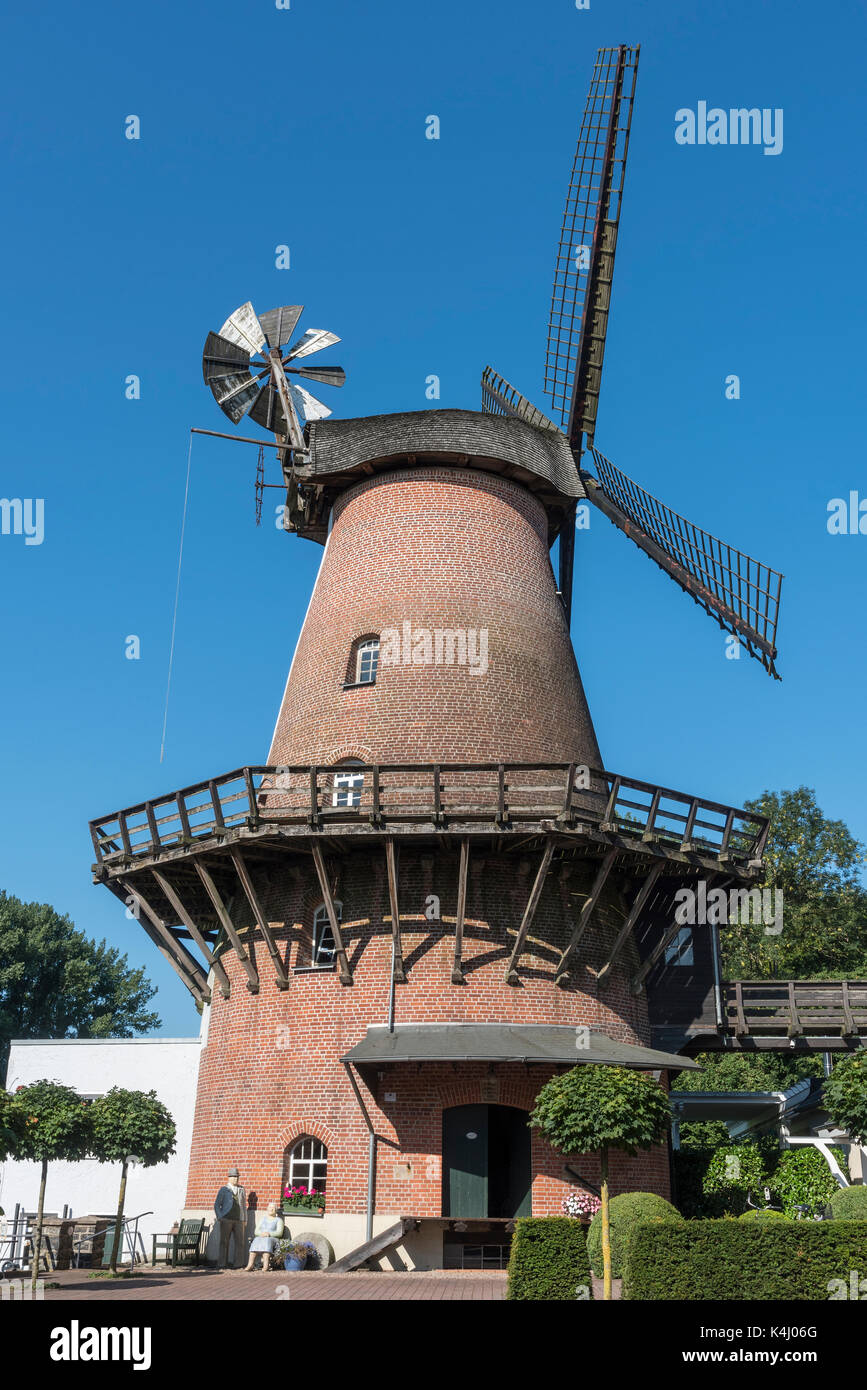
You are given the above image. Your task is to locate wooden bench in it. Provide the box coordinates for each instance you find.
[151,1218,206,1267]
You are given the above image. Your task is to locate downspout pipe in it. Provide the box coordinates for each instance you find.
[343,1061,376,1242]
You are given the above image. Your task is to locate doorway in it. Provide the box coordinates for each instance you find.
[441,1104,532,1219]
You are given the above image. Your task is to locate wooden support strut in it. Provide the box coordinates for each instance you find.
[385,838,407,984]
[229,848,290,991]
[310,843,353,985]
[151,869,232,998]
[116,878,210,1004]
[194,859,260,994]
[452,838,469,984]
[596,862,663,983]
[504,839,555,985]
[554,850,618,987]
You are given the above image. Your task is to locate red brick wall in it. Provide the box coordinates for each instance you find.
[185,853,671,1216]
[268,467,601,767]
[184,457,673,1239]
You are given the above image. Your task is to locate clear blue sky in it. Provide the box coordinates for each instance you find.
[1,0,864,1036]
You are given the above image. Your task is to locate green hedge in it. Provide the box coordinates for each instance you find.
[506,1217,592,1300]
[587,1192,683,1278]
[738,1207,790,1221]
[623,1220,867,1300]
[829,1185,867,1219]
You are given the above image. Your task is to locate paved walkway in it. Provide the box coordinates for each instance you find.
[36,1267,508,1301]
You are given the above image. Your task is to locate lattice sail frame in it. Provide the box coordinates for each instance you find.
[545,44,639,448]
[589,448,783,676]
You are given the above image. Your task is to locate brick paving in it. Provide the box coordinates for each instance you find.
[36,1267,507,1301]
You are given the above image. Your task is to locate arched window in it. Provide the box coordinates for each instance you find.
[312,901,341,966]
[285,1136,328,1198]
[346,636,379,687]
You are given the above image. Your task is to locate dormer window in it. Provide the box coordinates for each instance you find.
[346,636,379,687]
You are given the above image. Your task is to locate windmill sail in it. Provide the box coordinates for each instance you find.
[481,366,560,432]
[586,448,783,677]
[545,45,639,450]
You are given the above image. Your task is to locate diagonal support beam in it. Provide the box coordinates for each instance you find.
[311,842,353,985]
[452,838,470,984]
[229,847,289,991]
[385,838,407,983]
[596,863,663,983]
[152,869,232,998]
[554,850,618,987]
[116,877,210,1004]
[194,859,260,994]
[504,839,555,985]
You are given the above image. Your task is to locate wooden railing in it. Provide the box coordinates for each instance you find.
[725,980,867,1038]
[89,762,768,871]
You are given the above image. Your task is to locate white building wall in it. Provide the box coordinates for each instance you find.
[1,1037,201,1253]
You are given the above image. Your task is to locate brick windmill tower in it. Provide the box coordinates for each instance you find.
[90,46,782,1269]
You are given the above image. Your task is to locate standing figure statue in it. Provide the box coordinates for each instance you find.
[214,1167,247,1269]
[245,1201,284,1272]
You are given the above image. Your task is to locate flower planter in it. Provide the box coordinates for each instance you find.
[281,1205,324,1219]
[283,1254,307,1272]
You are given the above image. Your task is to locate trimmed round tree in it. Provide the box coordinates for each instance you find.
[529,1064,672,1299]
[824,1053,867,1146]
[7,1080,92,1292]
[89,1088,176,1274]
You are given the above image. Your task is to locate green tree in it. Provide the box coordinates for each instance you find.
[5,1080,92,1293]
[90,1088,177,1274]
[529,1065,671,1300]
[723,788,867,978]
[824,1053,867,1146]
[0,891,161,1076]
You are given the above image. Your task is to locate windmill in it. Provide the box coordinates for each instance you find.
[481,44,783,677]
[202,301,345,456]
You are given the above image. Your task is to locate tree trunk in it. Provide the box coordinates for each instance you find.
[31,1157,47,1295]
[600,1147,612,1301]
[110,1159,128,1275]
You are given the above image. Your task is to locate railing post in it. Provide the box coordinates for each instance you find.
[371,765,381,825]
[145,802,161,854]
[309,766,319,826]
[642,787,661,842]
[787,980,802,1037]
[734,980,747,1036]
[680,798,699,850]
[559,764,576,822]
[433,766,442,824]
[243,768,259,829]
[208,780,226,836]
[118,812,133,859]
[497,765,506,824]
[177,792,192,843]
[602,776,621,831]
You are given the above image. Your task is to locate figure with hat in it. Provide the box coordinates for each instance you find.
[214,1167,247,1269]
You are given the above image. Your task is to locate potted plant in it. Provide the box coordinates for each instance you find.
[278,1239,313,1272]
[281,1184,326,1217]
[561,1189,601,1224]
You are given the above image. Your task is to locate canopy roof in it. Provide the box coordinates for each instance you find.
[341,1023,698,1072]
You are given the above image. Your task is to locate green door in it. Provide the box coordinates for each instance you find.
[442,1105,532,1218]
[442,1104,488,1217]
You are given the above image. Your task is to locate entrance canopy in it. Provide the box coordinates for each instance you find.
[341,1023,699,1073]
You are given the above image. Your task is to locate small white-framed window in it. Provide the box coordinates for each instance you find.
[664,927,694,966]
[352,637,379,686]
[312,901,341,965]
[332,755,365,808]
[285,1136,328,1197]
